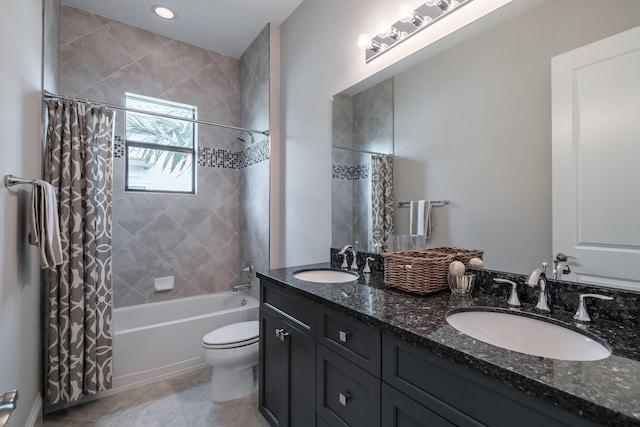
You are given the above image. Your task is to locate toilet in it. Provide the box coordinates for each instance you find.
[201,320,260,402]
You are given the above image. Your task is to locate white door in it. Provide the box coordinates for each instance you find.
[552,26,640,290]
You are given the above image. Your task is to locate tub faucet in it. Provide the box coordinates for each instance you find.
[233,283,252,292]
[527,262,550,313]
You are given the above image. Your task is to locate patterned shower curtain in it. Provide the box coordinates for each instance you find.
[43,99,114,404]
[371,154,394,251]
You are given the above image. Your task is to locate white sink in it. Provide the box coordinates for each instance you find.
[446,310,611,361]
[293,269,358,283]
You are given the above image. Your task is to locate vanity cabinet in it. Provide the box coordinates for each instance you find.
[382,333,601,427]
[259,278,602,427]
[259,280,316,427]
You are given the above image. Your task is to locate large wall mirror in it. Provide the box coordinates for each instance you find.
[331,0,640,290]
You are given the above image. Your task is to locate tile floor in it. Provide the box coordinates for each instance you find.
[40,367,270,427]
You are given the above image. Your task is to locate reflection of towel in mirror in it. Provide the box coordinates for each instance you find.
[29,180,63,269]
[409,200,433,239]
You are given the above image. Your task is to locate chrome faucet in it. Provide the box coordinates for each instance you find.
[0,389,18,427]
[573,293,614,323]
[339,244,358,271]
[527,262,550,312]
[553,253,575,280]
[494,278,521,307]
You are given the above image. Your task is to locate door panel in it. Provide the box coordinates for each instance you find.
[552,25,640,289]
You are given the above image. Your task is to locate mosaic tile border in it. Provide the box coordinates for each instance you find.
[113,136,125,159]
[332,163,369,180]
[198,138,270,169]
[115,137,269,169]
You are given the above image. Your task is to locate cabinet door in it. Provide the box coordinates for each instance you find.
[260,308,316,427]
[317,344,381,427]
[260,309,289,426]
[288,317,316,427]
[382,383,457,427]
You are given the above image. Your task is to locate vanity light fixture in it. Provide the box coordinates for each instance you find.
[151,5,176,20]
[358,0,474,62]
[425,0,459,12]
[376,21,407,41]
[357,33,387,53]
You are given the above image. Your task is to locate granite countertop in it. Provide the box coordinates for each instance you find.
[257,262,640,427]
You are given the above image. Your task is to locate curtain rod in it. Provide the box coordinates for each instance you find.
[331,145,392,156]
[43,91,270,136]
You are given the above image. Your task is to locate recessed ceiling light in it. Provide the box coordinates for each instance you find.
[152,5,176,20]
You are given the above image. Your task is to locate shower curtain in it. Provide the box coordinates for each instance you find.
[43,99,114,404]
[371,154,394,251]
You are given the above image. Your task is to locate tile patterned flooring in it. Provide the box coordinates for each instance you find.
[40,367,270,427]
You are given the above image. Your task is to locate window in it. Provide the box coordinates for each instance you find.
[125,93,196,193]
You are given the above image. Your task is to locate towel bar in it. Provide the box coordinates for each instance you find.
[398,200,449,207]
[4,175,38,187]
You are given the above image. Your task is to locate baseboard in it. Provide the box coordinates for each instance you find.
[25,393,42,427]
[101,361,207,398]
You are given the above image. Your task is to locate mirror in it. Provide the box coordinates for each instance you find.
[43,1,271,305]
[332,77,394,251]
[331,0,640,286]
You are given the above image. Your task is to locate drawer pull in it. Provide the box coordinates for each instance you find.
[339,330,351,342]
[275,328,289,342]
[339,392,351,406]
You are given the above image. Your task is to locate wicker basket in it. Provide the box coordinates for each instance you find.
[423,246,484,266]
[383,251,455,295]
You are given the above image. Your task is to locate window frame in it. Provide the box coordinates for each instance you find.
[124,93,197,194]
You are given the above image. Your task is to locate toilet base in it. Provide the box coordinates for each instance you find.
[209,364,257,402]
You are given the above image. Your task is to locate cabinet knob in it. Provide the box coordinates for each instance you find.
[275,328,289,342]
[339,392,351,406]
[339,330,351,343]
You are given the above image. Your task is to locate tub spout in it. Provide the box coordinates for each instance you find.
[233,283,252,292]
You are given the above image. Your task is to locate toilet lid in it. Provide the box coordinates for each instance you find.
[203,321,259,346]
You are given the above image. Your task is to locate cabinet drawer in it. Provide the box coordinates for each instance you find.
[382,333,600,427]
[261,279,315,334]
[317,344,380,427]
[381,383,457,427]
[319,307,381,375]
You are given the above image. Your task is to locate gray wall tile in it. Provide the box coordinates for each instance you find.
[60,6,269,307]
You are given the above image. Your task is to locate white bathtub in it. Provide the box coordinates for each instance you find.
[112,292,258,390]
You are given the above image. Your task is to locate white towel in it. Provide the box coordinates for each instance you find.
[29,180,63,269]
[409,200,433,239]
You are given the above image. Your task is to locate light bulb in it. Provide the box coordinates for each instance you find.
[376,21,392,38]
[425,0,458,11]
[398,3,428,26]
[357,33,373,51]
[397,3,416,23]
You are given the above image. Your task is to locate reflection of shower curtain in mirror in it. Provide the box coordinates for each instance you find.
[43,99,114,404]
[371,154,394,250]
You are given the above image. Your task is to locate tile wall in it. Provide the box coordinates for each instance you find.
[59,5,269,307]
[331,78,393,249]
[239,27,270,288]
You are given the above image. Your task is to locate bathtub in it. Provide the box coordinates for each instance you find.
[112,292,258,390]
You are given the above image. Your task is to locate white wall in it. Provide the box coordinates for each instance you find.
[0,0,44,425]
[278,0,640,269]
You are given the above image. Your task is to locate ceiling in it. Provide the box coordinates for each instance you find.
[62,0,305,58]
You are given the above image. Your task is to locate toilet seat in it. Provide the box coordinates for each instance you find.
[202,321,259,349]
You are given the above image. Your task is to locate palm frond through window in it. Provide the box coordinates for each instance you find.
[125,93,196,193]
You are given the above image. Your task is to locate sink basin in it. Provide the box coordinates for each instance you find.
[446,310,611,361]
[293,269,358,283]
